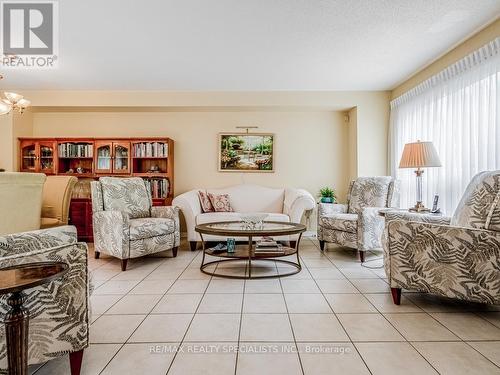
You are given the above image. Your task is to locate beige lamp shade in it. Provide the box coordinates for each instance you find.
[399,141,441,169]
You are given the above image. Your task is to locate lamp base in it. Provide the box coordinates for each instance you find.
[409,202,430,213]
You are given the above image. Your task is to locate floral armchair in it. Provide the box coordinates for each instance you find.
[384,170,500,305]
[0,226,89,375]
[318,176,400,262]
[91,177,180,271]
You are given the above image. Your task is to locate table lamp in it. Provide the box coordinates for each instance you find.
[399,140,441,212]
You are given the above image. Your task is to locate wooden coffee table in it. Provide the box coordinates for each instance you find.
[195,221,306,279]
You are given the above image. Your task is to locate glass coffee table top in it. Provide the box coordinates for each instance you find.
[196,221,306,236]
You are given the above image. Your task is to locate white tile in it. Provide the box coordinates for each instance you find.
[290,314,349,342]
[168,342,237,375]
[280,279,320,294]
[384,313,458,341]
[236,343,302,375]
[94,280,139,295]
[350,278,389,293]
[468,341,500,367]
[284,294,332,313]
[185,314,240,341]
[240,314,293,341]
[90,295,123,314]
[129,279,174,294]
[152,294,203,314]
[337,314,405,342]
[106,294,162,315]
[90,315,145,343]
[198,293,243,313]
[430,312,500,340]
[308,268,346,279]
[243,293,287,313]
[365,293,422,313]
[206,279,245,293]
[324,294,377,313]
[315,279,359,294]
[168,279,210,294]
[355,342,438,375]
[101,343,175,375]
[129,314,193,342]
[244,279,282,293]
[413,341,500,375]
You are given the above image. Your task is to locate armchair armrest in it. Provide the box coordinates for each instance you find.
[384,210,451,225]
[92,210,130,259]
[0,225,77,259]
[151,206,181,247]
[283,188,315,223]
[172,190,203,241]
[318,203,348,216]
[385,220,500,304]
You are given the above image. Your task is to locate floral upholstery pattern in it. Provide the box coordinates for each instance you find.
[348,176,393,214]
[0,226,89,370]
[383,170,500,304]
[91,179,180,262]
[198,190,214,212]
[208,193,233,212]
[100,177,151,219]
[318,177,399,257]
[129,217,176,241]
[319,213,358,233]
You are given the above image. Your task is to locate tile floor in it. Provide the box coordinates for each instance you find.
[31,238,500,375]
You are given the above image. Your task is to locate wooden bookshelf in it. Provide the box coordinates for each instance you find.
[18,137,174,242]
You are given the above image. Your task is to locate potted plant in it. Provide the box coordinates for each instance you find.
[318,187,336,203]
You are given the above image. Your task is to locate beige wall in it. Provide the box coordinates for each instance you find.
[32,110,353,200]
[0,113,14,171]
[392,18,500,99]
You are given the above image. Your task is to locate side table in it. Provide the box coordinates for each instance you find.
[0,262,69,375]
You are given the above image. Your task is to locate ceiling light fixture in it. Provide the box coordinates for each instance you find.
[0,74,31,115]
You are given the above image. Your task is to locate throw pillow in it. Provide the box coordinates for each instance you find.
[198,190,214,213]
[208,193,233,212]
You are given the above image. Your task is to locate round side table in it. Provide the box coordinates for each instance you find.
[0,262,69,375]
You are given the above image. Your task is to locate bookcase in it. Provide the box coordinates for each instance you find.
[18,137,174,242]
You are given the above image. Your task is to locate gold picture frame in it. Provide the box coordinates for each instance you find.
[218,133,274,172]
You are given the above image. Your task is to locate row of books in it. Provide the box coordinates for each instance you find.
[133,142,168,158]
[255,237,284,254]
[58,143,93,158]
[144,178,169,199]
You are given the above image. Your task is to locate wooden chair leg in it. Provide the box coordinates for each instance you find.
[359,250,365,263]
[189,241,197,251]
[319,240,325,251]
[391,287,401,305]
[94,251,100,259]
[172,247,178,258]
[69,349,84,375]
[121,259,128,271]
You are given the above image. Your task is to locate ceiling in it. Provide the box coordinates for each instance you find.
[2,0,499,91]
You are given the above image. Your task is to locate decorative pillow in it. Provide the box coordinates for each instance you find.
[208,193,233,212]
[198,190,214,213]
[100,177,151,219]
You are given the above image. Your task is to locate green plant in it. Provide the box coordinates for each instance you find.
[318,187,336,200]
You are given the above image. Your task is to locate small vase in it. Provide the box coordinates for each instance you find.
[321,197,333,203]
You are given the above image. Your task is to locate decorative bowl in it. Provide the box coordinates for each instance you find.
[239,213,268,227]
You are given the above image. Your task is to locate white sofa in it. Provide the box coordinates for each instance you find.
[173,184,315,250]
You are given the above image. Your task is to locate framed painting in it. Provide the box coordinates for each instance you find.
[218,133,274,172]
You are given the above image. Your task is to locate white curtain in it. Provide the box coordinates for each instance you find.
[390,37,500,215]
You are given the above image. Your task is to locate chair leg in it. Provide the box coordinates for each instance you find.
[319,240,325,251]
[391,287,401,305]
[69,349,84,375]
[189,241,198,251]
[359,250,365,263]
[172,247,178,258]
[94,251,100,259]
[121,259,128,271]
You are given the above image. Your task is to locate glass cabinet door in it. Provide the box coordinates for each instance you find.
[39,142,56,174]
[21,142,37,172]
[95,142,112,173]
[113,142,130,173]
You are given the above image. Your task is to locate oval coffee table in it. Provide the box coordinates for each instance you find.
[195,221,306,279]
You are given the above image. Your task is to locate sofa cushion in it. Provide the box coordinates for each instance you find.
[196,212,290,225]
[348,177,392,214]
[198,190,214,213]
[452,170,500,230]
[319,213,358,233]
[100,177,151,219]
[207,184,284,213]
[208,193,233,212]
[129,217,176,241]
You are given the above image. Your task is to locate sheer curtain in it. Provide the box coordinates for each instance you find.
[389,37,500,215]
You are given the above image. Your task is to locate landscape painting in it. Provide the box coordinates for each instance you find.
[218,133,274,172]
